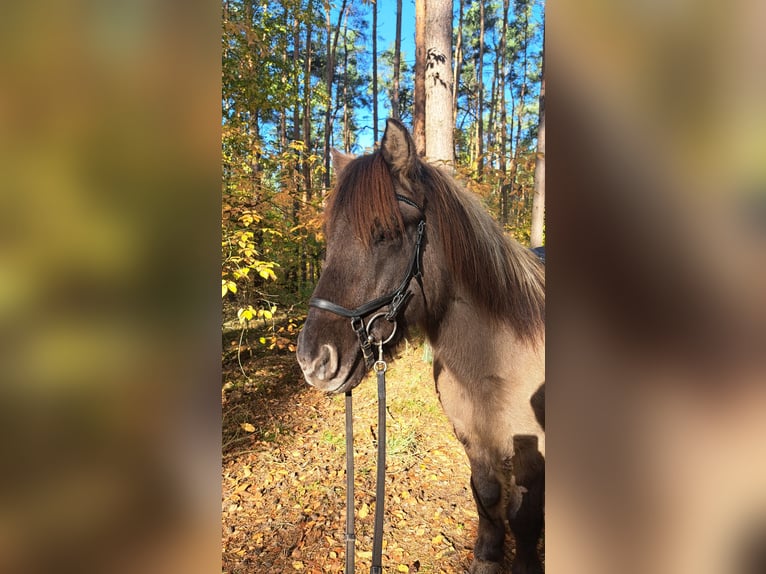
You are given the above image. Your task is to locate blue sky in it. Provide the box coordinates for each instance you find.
[356,0,416,151]
[340,0,544,152]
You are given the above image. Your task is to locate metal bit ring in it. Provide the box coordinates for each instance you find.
[365,312,397,346]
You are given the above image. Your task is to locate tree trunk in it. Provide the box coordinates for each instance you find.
[510,1,529,228]
[475,0,485,178]
[425,0,454,166]
[288,16,302,291]
[530,34,545,248]
[499,0,509,224]
[413,0,426,155]
[487,52,499,168]
[323,0,348,190]
[372,0,379,145]
[342,18,351,153]
[452,0,464,130]
[392,0,403,120]
[323,3,333,190]
[301,5,314,286]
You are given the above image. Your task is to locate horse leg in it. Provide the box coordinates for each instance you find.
[507,435,545,574]
[433,359,507,573]
[467,458,506,574]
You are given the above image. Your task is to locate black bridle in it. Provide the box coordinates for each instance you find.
[308,194,425,574]
[309,194,426,370]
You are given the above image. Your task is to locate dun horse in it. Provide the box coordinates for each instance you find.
[297,119,545,574]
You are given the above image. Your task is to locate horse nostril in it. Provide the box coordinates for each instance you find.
[314,343,339,381]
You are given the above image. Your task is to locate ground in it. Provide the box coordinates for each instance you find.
[222,325,527,573]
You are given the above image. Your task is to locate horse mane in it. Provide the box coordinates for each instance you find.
[326,152,404,245]
[418,162,545,341]
[325,151,545,342]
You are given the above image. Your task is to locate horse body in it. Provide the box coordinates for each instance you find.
[297,119,545,573]
[427,272,545,574]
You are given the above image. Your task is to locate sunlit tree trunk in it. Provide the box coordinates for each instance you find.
[288,15,302,290]
[509,0,529,227]
[488,52,499,169]
[301,3,314,286]
[392,0,403,119]
[530,36,545,248]
[413,0,426,155]
[475,0,485,178]
[452,0,464,131]
[425,0,453,166]
[323,0,348,191]
[372,0,379,144]
[499,0,510,224]
[342,19,351,153]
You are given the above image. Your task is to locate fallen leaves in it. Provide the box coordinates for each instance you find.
[222,341,480,573]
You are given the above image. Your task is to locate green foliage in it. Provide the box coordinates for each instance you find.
[221,0,545,340]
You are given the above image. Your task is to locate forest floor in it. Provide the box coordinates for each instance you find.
[222,324,528,573]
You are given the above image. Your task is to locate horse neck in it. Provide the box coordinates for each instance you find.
[418,236,544,374]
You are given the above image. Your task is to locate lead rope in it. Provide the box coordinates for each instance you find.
[370,342,387,574]
[344,390,355,574]
[344,342,388,574]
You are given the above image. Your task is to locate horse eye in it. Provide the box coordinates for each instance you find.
[372,226,389,244]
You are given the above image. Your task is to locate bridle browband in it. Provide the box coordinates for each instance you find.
[308,193,425,574]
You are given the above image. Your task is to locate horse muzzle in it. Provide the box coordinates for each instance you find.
[296,330,362,393]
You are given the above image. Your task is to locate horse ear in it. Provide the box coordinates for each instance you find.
[380,118,415,174]
[331,149,355,176]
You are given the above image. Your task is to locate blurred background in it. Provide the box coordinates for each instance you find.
[547,0,766,572]
[0,1,220,573]
[0,0,763,572]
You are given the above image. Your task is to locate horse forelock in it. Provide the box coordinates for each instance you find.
[325,152,404,246]
[419,163,545,342]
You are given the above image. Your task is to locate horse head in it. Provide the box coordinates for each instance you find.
[296,119,428,393]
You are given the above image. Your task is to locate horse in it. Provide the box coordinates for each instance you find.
[296,118,545,574]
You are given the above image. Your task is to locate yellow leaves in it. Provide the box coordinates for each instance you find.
[258,266,277,281]
[234,481,251,493]
[235,230,255,249]
[232,267,250,280]
[240,422,255,433]
[238,210,262,227]
[260,307,274,320]
[262,227,283,238]
[358,502,370,519]
[237,306,255,322]
[291,560,304,570]
[222,280,237,297]
[237,305,276,324]
[397,565,409,572]
[431,534,444,545]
